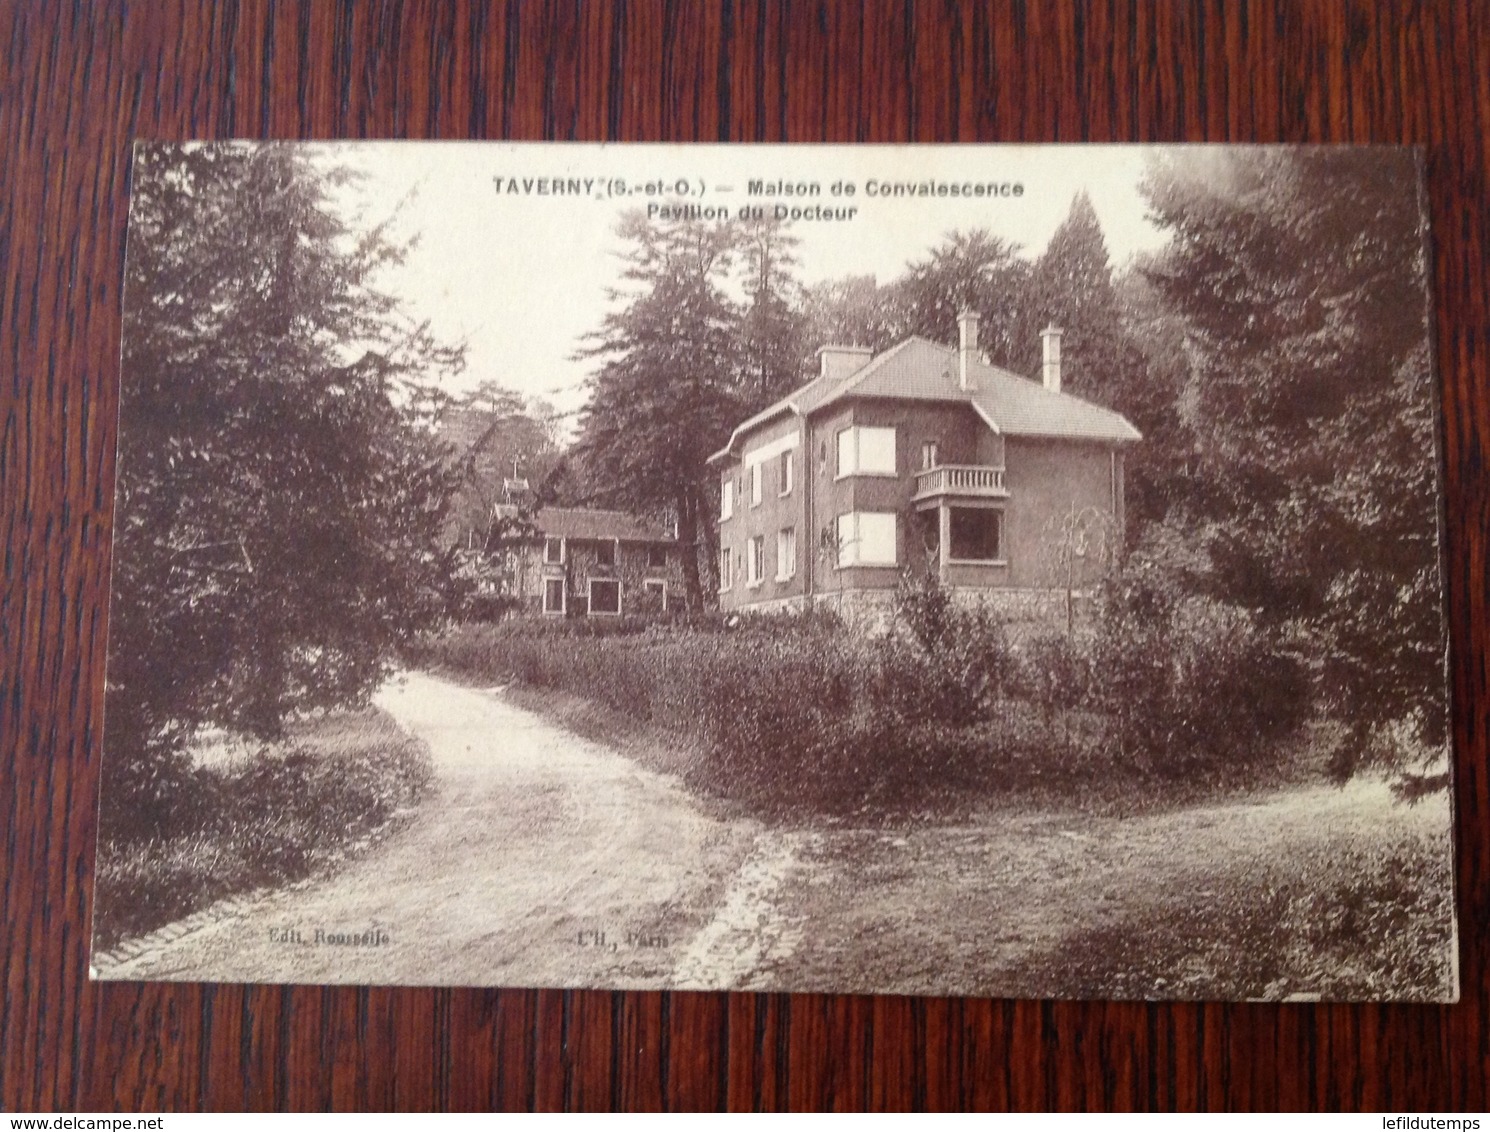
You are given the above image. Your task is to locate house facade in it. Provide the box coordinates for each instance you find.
[510,508,686,617]
[708,313,1141,619]
[458,506,685,618]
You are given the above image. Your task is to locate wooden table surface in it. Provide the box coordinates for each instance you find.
[3,0,1487,1112]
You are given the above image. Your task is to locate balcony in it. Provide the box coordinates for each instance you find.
[912,463,1008,502]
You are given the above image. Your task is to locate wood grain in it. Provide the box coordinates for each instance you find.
[2,0,1486,1111]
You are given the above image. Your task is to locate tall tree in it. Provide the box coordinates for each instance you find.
[1106,263,1198,541]
[888,229,1030,366]
[737,214,809,407]
[1018,192,1123,398]
[107,143,463,827]
[440,380,562,551]
[799,274,901,357]
[574,212,745,608]
[1139,147,1446,769]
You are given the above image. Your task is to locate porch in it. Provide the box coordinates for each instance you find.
[911,464,1009,582]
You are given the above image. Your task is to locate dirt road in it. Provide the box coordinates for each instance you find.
[92,672,790,989]
[92,672,1455,999]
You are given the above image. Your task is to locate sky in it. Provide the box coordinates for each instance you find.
[323,143,1175,423]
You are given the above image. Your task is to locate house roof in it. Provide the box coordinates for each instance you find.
[533,507,674,543]
[709,336,1141,462]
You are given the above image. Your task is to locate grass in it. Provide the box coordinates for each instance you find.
[92,707,433,950]
[756,779,1457,1001]
[990,797,1457,1000]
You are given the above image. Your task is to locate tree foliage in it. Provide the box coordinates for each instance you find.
[794,229,1039,372]
[889,229,1031,367]
[108,143,464,824]
[799,274,901,355]
[440,380,563,551]
[1138,147,1446,765]
[574,212,747,608]
[1017,192,1123,397]
[1106,266,1198,538]
[738,215,810,403]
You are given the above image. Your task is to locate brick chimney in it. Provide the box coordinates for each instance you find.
[817,344,874,382]
[957,310,980,391]
[959,311,983,390]
[1040,324,1063,393]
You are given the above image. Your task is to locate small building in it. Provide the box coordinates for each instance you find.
[707,313,1141,620]
[507,507,686,618]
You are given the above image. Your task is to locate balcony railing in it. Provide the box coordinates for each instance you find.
[912,463,1008,501]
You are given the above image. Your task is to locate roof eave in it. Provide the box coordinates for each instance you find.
[710,399,800,465]
[970,402,1003,435]
[999,427,1144,444]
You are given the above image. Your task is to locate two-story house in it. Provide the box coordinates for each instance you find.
[436,404,688,620]
[708,312,1141,620]
[508,507,685,617]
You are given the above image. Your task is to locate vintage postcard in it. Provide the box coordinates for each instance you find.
[91,142,1457,1001]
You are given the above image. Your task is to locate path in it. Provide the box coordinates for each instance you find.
[92,672,1455,999]
[92,672,782,988]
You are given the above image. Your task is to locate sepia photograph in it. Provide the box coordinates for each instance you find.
[90,141,1457,1001]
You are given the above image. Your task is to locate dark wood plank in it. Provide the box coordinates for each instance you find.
[1,0,1486,1111]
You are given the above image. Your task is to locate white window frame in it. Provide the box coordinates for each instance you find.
[750,462,763,507]
[721,478,734,521]
[542,577,566,616]
[588,577,622,616]
[544,537,564,565]
[643,578,668,611]
[779,450,794,496]
[747,535,765,588]
[836,511,898,568]
[719,546,732,592]
[836,426,897,479]
[776,526,797,581]
[921,440,939,470]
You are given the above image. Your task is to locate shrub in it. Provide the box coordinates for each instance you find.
[97,744,201,844]
[890,572,1016,727]
[1085,584,1312,776]
[894,569,956,653]
[1011,632,1090,721]
[427,609,1051,815]
[93,708,433,948]
[421,572,1314,817]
